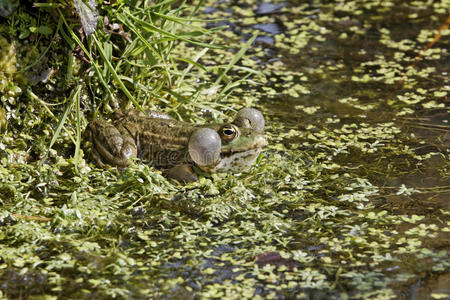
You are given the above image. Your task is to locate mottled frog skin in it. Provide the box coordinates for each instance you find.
[85,108,266,182]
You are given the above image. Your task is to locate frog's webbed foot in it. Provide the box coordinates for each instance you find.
[85,120,137,168]
[164,164,198,183]
[89,140,108,169]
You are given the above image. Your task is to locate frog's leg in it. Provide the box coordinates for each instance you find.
[163,127,222,183]
[89,139,108,169]
[164,165,198,183]
[85,120,137,168]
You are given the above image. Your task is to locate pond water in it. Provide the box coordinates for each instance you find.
[197,0,449,298]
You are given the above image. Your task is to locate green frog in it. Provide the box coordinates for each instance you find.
[85,108,266,182]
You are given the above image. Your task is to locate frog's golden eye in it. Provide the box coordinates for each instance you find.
[220,125,237,142]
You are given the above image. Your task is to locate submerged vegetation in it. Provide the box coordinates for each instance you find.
[0,0,449,299]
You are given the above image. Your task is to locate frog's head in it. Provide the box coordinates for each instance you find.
[189,108,266,173]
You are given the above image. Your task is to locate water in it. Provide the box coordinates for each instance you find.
[201,0,449,298]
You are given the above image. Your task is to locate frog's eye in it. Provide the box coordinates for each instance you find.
[220,125,237,142]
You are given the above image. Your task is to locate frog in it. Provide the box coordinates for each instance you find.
[84,108,266,182]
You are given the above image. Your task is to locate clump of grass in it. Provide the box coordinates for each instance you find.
[2,0,258,169]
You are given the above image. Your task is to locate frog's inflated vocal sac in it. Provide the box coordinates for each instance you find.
[85,108,266,182]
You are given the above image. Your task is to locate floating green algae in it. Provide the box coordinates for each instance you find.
[0,0,449,299]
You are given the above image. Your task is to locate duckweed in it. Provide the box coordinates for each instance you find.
[1,0,449,299]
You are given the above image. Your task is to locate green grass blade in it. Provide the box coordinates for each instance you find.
[124,11,223,49]
[19,17,63,73]
[174,57,207,71]
[151,11,228,24]
[92,35,143,111]
[102,41,113,79]
[116,12,162,61]
[74,86,82,172]
[49,98,74,150]
[219,73,253,99]
[33,2,64,8]
[58,8,114,101]
[40,93,76,165]
[175,47,209,86]
[146,0,179,9]
[213,34,257,88]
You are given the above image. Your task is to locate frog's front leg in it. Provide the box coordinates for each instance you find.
[85,120,137,168]
[164,165,199,183]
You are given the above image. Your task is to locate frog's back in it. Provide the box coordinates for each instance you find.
[115,114,201,167]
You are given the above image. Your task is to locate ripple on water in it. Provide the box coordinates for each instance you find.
[255,2,285,15]
[255,35,275,45]
[252,23,283,34]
